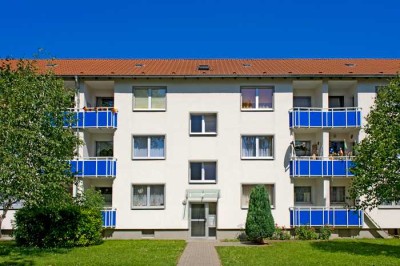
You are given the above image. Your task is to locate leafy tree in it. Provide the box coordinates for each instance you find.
[350,75,400,209]
[245,185,275,244]
[0,59,80,237]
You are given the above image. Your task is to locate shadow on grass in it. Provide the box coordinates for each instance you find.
[0,241,72,265]
[310,240,400,259]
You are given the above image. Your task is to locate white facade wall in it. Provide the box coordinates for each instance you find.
[2,77,398,236]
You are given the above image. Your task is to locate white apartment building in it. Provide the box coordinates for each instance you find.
[3,59,400,239]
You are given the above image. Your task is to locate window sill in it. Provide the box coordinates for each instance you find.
[241,206,275,210]
[241,108,274,112]
[378,206,400,209]
[132,157,165,160]
[190,133,218,136]
[189,181,217,184]
[241,157,274,160]
[132,206,165,210]
[133,109,166,112]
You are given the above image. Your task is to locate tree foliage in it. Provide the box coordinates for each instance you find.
[0,60,80,236]
[245,185,275,243]
[350,75,400,209]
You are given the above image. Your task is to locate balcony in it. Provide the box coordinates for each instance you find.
[101,208,116,228]
[70,157,117,178]
[290,156,354,177]
[289,107,361,128]
[64,108,118,129]
[290,207,363,227]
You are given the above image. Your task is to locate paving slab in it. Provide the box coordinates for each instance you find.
[177,241,221,266]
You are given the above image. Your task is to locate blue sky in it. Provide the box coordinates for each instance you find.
[1,0,399,58]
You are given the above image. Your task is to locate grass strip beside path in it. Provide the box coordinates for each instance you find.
[0,239,186,266]
[216,239,400,266]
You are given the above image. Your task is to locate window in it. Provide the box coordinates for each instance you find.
[293,96,312,108]
[95,187,112,207]
[380,201,400,207]
[329,141,345,155]
[189,162,217,183]
[241,184,275,208]
[294,141,311,156]
[330,187,346,203]
[133,136,165,159]
[133,87,166,110]
[190,114,217,135]
[96,97,114,107]
[241,87,274,110]
[329,96,344,108]
[132,185,165,209]
[96,141,113,157]
[294,186,311,203]
[241,136,273,159]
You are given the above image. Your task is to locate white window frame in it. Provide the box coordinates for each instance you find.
[241,135,274,159]
[294,186,312,204]
[241,87,274,111]
[189,113,217,135]
[133,87,166,111]
[132,135,166,159]
[189,161,217,184]
[131,184,165,209]
[241,184,275,209]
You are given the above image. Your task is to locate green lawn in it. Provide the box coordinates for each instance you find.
[217,239,400,266]
[0,239,186,266]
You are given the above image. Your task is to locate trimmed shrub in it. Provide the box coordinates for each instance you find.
[294,226,319,240]
[245,185,275,243]
[14,205,102,248]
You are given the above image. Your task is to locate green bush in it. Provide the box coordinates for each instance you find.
[294,226,319,240]
[14,197,103,248]
[245,185,275,243]
[271,226,291,240]
[317,227,333,240]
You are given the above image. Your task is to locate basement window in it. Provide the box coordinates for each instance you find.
[198,65,210,71]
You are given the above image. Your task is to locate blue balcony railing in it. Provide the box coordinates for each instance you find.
[64,108,118,129]
[70,157,117,178]
[290,207,363,227]
[290,156,354,177]
[289,107,361,128]
[101,208,116,228]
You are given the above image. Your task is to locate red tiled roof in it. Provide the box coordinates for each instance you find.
[2,59,400,77]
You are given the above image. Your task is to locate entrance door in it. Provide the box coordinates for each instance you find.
[190,203,217,238]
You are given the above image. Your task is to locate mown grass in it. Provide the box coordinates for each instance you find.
[217,239,400,266]
[0,239,186,266]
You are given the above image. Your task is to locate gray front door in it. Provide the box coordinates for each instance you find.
[190,203,217,238]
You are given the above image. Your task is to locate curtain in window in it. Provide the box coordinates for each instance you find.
[242,185,273,208]
[96,141,113,157]
[149,185,164,206]
[134,137,148,157]
[151,89,166,109]
[242,137,256,157]
[204,115,217,133]
[259,89,273,108]
[204,163,216,180]
[241,89,256,108]
[133,185,147,206]
[331,187,345,202]
[259,137,272,157]
[295,187,311,202]
[134,89,148,109]
[150,137,165,157]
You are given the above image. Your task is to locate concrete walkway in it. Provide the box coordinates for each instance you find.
[177,241,221,266]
